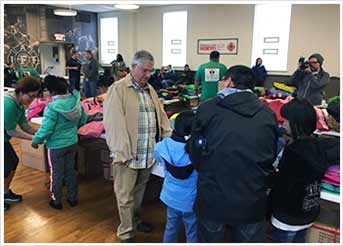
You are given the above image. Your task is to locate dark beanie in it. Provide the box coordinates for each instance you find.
[309,53,324,66]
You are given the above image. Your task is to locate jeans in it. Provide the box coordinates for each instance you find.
[47,144,78,204]
[163,206,198,243]
[84,80,97,98]
[197,216,266,243]
[69,76,80,91]
[272,226,307,243]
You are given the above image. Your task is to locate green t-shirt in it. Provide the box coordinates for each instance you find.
[17,67,40,81]
[195,61,227,101]
[4,95,27,142]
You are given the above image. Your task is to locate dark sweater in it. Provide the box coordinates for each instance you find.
[271,136,340,225]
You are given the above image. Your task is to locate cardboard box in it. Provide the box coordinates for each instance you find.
[306,223,340,243]
[21,138,49,172]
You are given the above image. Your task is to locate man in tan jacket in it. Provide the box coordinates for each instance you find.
[104,50,172,243]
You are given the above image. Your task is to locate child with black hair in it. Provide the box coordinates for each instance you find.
[271,98,340,243]
[154,110,198,243]
[32,75,87,209]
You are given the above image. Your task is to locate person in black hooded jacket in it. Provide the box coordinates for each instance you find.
[270,98,340,243]
[187,65,279,243]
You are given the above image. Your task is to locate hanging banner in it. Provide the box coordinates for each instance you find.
[198,38,238,55]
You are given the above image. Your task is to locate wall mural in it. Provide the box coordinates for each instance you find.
[4,11,41,71]
[65,26,98,62]
[46,11,98,63]
[4,5,98,75]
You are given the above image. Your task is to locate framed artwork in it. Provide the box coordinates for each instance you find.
[197,38,238,55]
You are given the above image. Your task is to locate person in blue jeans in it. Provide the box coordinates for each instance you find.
[83,50,99,98]
[154,110,198,243]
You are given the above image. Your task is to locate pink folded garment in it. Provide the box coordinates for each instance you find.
[324,173,340,183]
[81,102,103,116]
[314,107,329,131]
[326,171,339,178]
[328,165,340,175]
[322,178,340,187]
[78,121,105,138]
[27,97,52,120]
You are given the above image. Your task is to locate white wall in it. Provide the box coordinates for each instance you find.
[133,4,254,70]
[103,4,340,76]
[288,4,340,76]
[98,11,136,67]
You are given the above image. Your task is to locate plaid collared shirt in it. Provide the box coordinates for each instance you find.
[129,78,157,169]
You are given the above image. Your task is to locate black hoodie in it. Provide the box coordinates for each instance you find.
[271,136,340,225]
[188,91,279,224]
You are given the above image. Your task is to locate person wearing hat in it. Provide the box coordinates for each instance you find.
[289,53,330,105]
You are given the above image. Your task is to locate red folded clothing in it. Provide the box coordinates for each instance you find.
[322,178,340,187]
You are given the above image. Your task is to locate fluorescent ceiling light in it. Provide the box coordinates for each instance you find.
[53,9,77,16]
[114,4,139,10]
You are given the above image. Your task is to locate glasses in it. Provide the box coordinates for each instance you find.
[309,61,319,64]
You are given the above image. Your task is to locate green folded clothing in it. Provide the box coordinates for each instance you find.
[327,96,340,104]
[321,183,340,194]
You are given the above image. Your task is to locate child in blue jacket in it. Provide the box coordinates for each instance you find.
[154,110,198,243]
[32,75,87,210]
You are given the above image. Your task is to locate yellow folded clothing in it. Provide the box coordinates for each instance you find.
[273,82,296,94]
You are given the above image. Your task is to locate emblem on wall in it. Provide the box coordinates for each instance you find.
[4,15,41,70]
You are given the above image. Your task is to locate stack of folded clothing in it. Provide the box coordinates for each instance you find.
[321,165,340,195]
[178,84,196,100]
[267,88,292,99]
[273,82,296,94]
[158,85,180,100]
[265,82,296,100]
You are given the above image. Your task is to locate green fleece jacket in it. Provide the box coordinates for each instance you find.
[4,92,27,142]
[32,91,87,149]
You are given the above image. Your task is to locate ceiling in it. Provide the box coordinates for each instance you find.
[47,4,169,13]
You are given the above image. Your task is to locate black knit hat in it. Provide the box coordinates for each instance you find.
[309,53,324,66]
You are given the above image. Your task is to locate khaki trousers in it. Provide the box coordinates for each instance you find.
[113,163,152,240]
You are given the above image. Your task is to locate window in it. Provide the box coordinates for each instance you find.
[100,17,118,65]
[251,4,292,71]
[163,11,187,67]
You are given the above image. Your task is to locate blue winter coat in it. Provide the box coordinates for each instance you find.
[154,134,198,212]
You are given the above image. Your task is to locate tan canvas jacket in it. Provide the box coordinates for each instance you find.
[104,74,172,164]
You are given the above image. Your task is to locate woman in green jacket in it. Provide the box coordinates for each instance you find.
[4,77,41,211]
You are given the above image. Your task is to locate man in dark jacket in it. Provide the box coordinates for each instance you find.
[82,50,99,98]
[188,65,279,243]
[289,53,330,105]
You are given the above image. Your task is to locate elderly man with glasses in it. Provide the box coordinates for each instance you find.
[289,53,330,105]
[104,50,172,243]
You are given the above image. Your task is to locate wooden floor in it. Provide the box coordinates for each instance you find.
[4,139,169,243]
